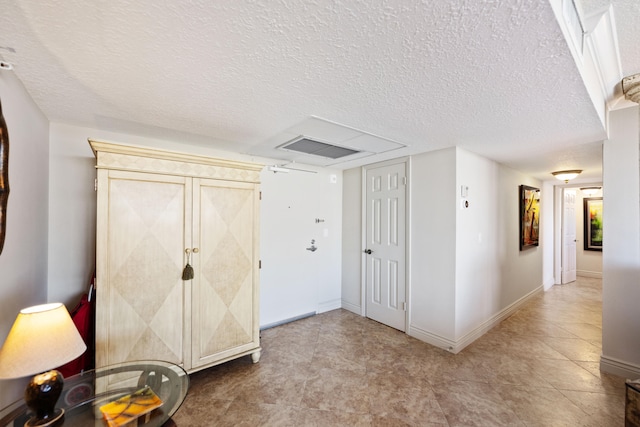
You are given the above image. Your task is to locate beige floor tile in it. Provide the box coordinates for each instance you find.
[494,384,587,427]
[560,389,625,424]
[433,380,525,426]
[301,367,372,414]
[366,370,448,425]
[172,277,626,426]
[297,408,373,426]
[542,336,602,362]
[557,322,602,342]
[215,401,300,426]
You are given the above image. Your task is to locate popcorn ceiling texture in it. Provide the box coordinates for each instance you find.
[0,0,634,178]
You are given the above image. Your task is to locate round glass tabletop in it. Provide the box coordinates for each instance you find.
[0,360,189,427]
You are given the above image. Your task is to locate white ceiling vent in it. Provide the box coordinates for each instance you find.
[278,136,361,159]
[249,117,407,167]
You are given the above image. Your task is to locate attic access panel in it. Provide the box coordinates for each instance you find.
[279,137,360,159]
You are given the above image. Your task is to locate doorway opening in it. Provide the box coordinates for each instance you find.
[555,184,603,285]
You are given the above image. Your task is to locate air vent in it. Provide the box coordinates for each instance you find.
[279,136,360,159]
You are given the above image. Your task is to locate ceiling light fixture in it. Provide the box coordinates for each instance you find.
[580,186,601,196]
[551,170,582,183]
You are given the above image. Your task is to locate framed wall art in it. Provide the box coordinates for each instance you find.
[584,197,603,251]
[0,97,8,256]
[519,185,540,250]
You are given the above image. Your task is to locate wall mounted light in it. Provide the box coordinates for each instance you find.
[551,170,582,183]
[580,186,601,196]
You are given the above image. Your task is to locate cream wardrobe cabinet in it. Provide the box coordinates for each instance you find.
[90,140,262,373]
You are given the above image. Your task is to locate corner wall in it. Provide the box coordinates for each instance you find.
[455,149,542,347]
[0,72,49,407]
[341,147,544,353]
[409,148,457,345]
[601,105,640,377]
[455,149,500,339]
[341,167,362,314]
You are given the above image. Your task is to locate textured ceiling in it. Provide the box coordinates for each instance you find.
[0,1,636,180]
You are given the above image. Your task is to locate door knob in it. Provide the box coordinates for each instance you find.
[364,249,373,254]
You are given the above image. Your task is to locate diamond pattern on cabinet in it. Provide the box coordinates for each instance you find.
[112,235,179,323]
[197,185,254,355]
[203,234,251,306]
[107,178,185,365]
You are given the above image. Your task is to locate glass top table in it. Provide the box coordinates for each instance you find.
[0,360,189,427]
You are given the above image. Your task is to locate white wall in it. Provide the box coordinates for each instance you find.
[456,150,542,344]
[47,123,343,330]
[409,148,457,344]
[541,180,557,289]
[455,149,499,339]
[340,167,362,313]
[601,105,640,377]
[496,165,543,307]
[260,167,342,327]
[48,124,98,305]
[0,72,49,407]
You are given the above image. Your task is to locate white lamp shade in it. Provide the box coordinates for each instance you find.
[0,303,87,378]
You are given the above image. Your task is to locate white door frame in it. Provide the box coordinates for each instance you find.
[553,181,603,285]
[360,157,410,331]
[561,188,578,284]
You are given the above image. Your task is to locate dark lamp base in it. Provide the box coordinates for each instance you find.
[25,408,64,427]
[24,370,66,427]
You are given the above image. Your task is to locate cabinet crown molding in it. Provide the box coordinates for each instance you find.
[89,139,263,183]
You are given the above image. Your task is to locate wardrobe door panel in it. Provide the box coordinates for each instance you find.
[191,178,259,368]
[96,170,190,369]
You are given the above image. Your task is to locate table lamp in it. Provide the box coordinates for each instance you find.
[0,303,87,426]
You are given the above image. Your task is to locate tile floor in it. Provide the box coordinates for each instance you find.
[172,277,627,426]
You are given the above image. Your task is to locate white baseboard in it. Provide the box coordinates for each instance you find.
[600,355,640,379]
[260,311,316,330]
[408,326,457,353]
[409,285,543,354]
[577,270,602,278]
[341,300,362,315]
[543,277,556,291]
[317,298,342,314]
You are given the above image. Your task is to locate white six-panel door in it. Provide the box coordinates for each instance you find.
[364,162,407,331]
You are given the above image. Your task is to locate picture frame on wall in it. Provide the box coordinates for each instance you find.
[584,197,603,251]
[519,185,540,250]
